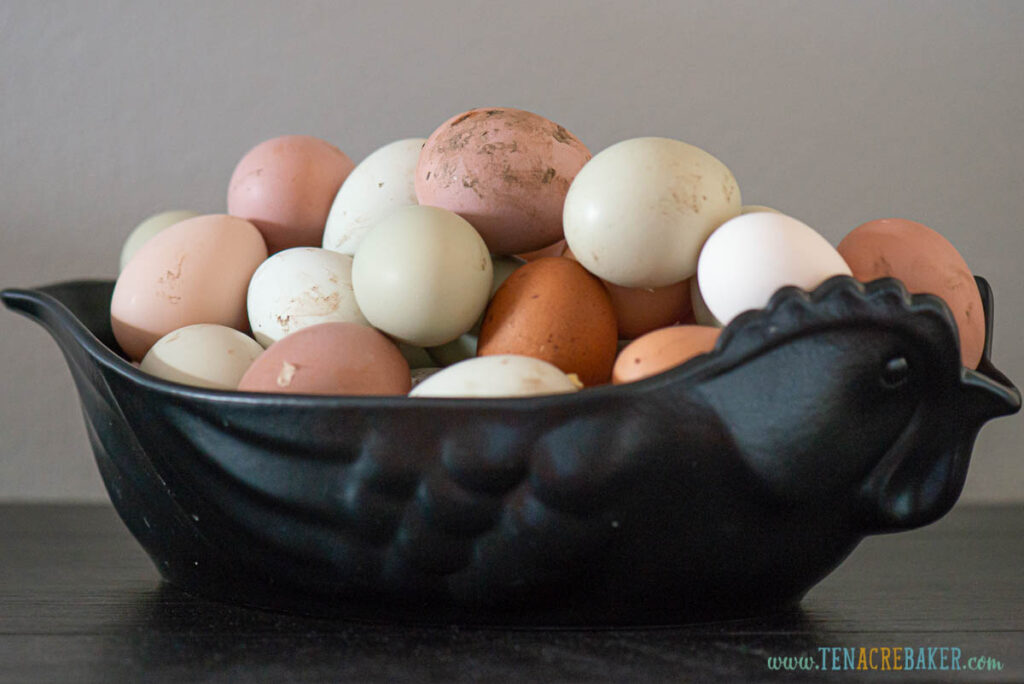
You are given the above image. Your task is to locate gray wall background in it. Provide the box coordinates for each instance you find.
[1,0,1022,501]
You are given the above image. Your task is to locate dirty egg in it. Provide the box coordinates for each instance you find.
[111,214,268,361]
[415,107,591,255]
[247,247,368,347]
[323,137,426,255]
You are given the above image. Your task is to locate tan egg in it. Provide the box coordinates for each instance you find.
[140,324,263,390]
[604,279,693,340]
[227,135,355,253]
[416,107,591,255]
[111,214,268,361]
[237,322,410,395]
[613,325,721,384]
[478,257,617,386]
[838,218,985,368]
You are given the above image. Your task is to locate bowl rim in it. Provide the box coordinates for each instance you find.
[3,274,1016,413]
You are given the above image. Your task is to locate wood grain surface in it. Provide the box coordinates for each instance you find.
[0,505,1021,683]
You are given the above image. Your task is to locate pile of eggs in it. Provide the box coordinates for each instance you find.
[111,107,986,399]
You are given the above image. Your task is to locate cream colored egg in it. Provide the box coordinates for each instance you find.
[697,213,851,325]
[247,247,368,347]
[352,205,492,347]
[563,137,741,288]
[139,324,263,390]
[410,355,580,398]
[322,138,426,255]
[119,210,199,271]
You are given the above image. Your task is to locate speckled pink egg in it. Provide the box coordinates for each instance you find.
[111,215,268,361]
[227,135,355,254]
[415,108,590,255]
[237,322,411,395]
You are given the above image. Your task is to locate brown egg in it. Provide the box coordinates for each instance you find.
[478,257,617,385]
[227,135,355,253]
[415,108,591,255]
[604,279,693,340]
[517,239,568,261]
[237,322,410,395]
[613,325,721,384]
[111,215,268,361]
[837,218,984,368]
[566,244,692,338]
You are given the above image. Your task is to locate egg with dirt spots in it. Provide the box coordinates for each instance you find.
[838,218,985,368]
[323,137,426,255]
[477,257,618,386]
[563,137,741,288]
[111,214,268,361]
[246,247,368,347]
[237,322,410,395]
[415,107,591,255]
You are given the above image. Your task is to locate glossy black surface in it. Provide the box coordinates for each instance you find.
[1,276,1019,625]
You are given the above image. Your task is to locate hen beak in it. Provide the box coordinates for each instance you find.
[961,368,1021,422]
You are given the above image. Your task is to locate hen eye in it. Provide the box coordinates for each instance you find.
[881,356,910,389]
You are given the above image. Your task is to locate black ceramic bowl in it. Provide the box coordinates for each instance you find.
[2,275,1019,626]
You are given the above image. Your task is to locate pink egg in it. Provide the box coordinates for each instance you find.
[415,108,590,255]
[111,215,268,361]
[237,322,411,395]
[227,135,355,254]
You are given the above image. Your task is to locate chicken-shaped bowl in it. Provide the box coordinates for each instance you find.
[2,275,1018,625]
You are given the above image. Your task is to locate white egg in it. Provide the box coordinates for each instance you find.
[563,137,741,288]
[697,213,852,325]
[139,324,263,390]
[322,138,426,255]
[247,247,368,347]
[352,205,492,347]
[410,355,580,398]
[689,276,722,327]
[119,210,199,271]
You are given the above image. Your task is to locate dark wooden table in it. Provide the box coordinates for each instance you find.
[0,504,1020,683]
